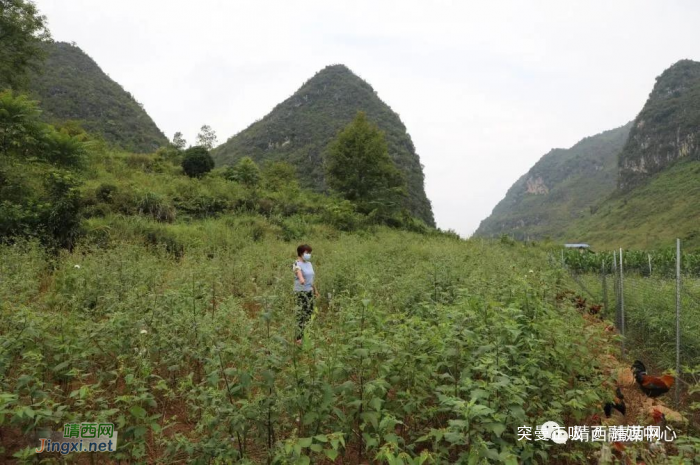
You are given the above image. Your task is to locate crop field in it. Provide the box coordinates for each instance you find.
[1,222,625,464]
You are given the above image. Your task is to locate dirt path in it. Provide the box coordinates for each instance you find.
[574,307,691,463]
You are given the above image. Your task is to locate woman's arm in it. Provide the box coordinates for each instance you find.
[312,283,319,298]
[295,268,305,285]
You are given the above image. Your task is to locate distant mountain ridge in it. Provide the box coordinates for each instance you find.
[475,123,631,240]
[29,41,168,153]
[212,64,434,226]
[477,58,700,249]
[618,60,700,190]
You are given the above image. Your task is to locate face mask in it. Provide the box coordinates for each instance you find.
[303,253,311,261]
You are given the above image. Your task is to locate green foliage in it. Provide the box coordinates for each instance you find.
[0,0,51,90]
[476,123,631,241]
[0,89,43,156]
[195,124,217,150]
[27,42,168,153]
[0,90,86,167]
[261,160,297,191]
[564,158,700,250]
[564,245,700,276]
[326,111,406,222]
[224,156,261,187]
[212,64,434,226]
[181,146,214,178]
[172,131,186,150]
[0,228,616,463]
[0,90,86,248]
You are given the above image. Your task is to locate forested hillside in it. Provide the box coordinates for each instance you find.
[28,42,168,153]
[212,65,435,226]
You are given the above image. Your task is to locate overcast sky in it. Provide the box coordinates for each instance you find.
[35,0,700,236]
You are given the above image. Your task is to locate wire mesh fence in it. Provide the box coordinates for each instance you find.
[560,240,700,406]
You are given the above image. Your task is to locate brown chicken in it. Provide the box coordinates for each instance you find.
[588,303,603,315]
[631,361,675,399]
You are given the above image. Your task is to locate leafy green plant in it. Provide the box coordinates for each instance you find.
[181,146,215,178]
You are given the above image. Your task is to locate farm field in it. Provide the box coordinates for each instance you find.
[0,224,647,464]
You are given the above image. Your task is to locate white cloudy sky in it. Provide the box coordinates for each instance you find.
[35,0,700,236]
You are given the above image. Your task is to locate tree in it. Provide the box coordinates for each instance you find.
[262,161,298,190]
[0,0,52,90]
[181,145,214,178]
[325,111,406,218]
[172,131,187,150]
[0,90,85,168]
[224,157,261,187]
[0,89,43,156]
[0,90,85,249]
[196,125,217,150]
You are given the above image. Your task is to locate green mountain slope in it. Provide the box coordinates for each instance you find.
[561,60,700,249]
[564,158,700,249]
[29,41,168,153]
[212,64,434,226]
[475,123,631,240]
[619,60,700,190]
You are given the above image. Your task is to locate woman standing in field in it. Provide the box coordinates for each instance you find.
[293,244,319,344]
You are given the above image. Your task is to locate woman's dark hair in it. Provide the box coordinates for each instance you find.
[297,244,312,257]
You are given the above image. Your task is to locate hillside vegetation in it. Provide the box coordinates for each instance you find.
[212,65,435,227]
[28,42,168,153]
[479,60,700,250]
[476,124,631,241]
[2,218,623,463]
[563,158,700,250]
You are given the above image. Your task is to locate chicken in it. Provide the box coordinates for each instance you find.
[588,303,603,315]
[604,386,626,417]
[575,296,587,310]
[631,360,675,399]
[651,408,665,424]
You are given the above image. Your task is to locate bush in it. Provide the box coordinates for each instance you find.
[137,192,176,223]
[262,161,298,190]
[143,227,184,259]
[272,215,309,242]
[224,157,261,187]
[175,194,229,218]
[181,146,214,178]
[96,183,118,203]
[322,200,362,231]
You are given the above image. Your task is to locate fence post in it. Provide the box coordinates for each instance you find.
[601,259,608,315]
[676,238,681,406]
[613,250,619,329]
[619,248,625,357]
[648,253,652,276]
[561,249,565,268]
